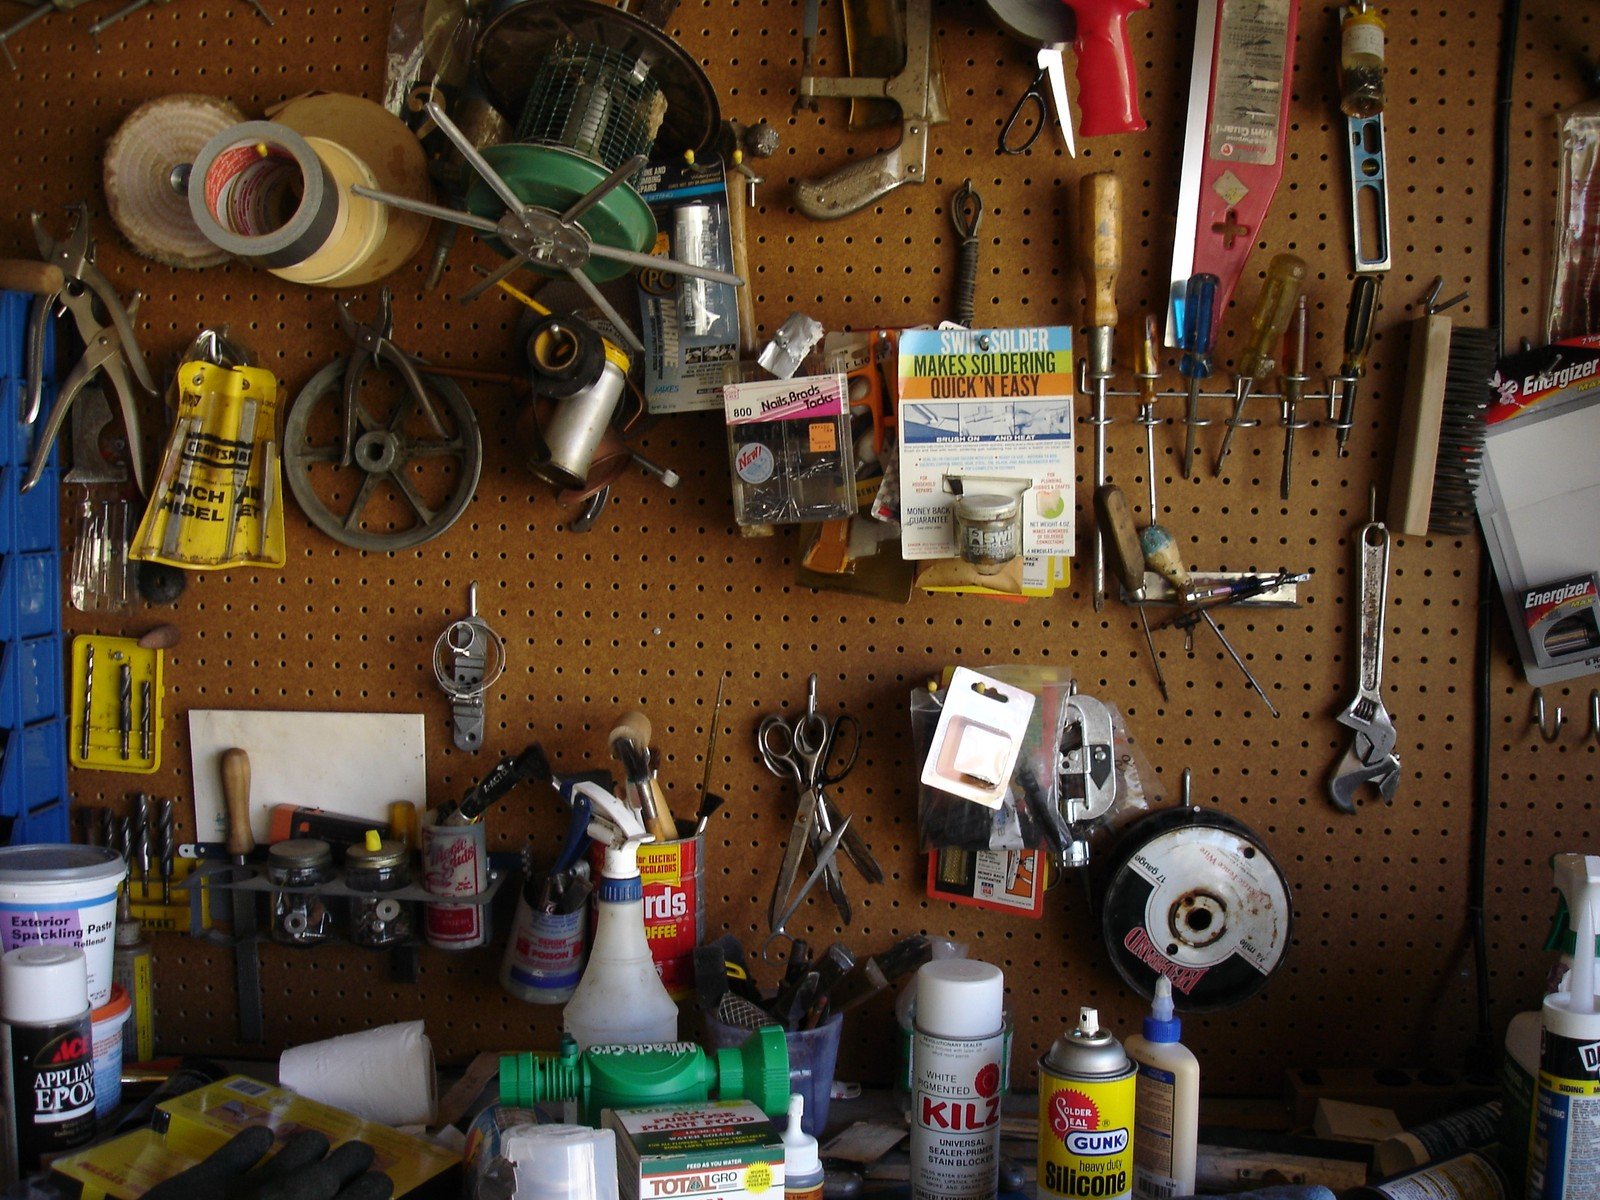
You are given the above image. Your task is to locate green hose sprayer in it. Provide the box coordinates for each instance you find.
[500,1026,791,1126]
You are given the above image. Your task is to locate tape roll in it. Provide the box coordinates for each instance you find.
[103,94,248,270]
[187,115,413,288]
[269,92,434,286]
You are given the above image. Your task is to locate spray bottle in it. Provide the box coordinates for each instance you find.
[560,781,679,1050]
[1527,853,1600,1200]
[1123,979,1198,1200]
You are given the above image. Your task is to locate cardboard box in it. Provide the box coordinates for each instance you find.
[604,1100,785,1200]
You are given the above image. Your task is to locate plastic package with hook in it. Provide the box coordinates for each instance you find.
[723,373,857,525]
[910,665,1160,854]
[1547,100,1600,342]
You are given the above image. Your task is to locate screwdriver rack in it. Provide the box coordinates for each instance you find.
[18,0,1594,1091]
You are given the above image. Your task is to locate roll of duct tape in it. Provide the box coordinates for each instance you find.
[268,92,434,286]
[103,94,248,270]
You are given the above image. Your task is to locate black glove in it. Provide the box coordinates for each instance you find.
[143,1126,394,1200]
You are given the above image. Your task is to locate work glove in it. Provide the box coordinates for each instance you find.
[143,1125,394,1200]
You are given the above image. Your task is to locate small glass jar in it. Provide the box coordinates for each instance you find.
[268,839,334,947]
[953,493,1021,575]
[345,836,413,949]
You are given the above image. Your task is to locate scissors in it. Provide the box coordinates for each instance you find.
[998,45,1075,157]
[758,708,857,924]
[761,815,852,961]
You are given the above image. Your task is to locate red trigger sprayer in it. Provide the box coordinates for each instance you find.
[1062,0,1149,136]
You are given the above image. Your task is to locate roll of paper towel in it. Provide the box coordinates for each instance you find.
[279,1020,437,1126]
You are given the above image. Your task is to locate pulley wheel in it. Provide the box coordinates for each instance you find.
[283,357,482,552]
[1098,804,1292,1012]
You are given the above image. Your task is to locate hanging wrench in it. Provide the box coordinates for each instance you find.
[1328,518,1400,811]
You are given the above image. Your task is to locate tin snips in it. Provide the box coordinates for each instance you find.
[22,203,158,494]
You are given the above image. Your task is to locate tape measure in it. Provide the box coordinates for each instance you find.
[1098,802,1292,1011]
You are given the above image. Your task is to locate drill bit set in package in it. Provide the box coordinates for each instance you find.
[131,359,286,569]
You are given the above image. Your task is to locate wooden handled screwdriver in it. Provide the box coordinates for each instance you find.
[1094,484,1168,702]
[221,747,263,1042]
[1079,172,1121,612]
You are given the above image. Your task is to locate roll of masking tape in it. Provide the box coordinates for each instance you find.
[187,119,393,288]
[269,92,433,286]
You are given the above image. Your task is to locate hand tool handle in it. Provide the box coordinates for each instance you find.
[0,260,63,295]
[1078,173,1122,329]
[1341,274,1381,375]
[1140,522,1191,591]
[794,145,916,221]
[1237,254,1307,381]
[1355,522,1390,696]
[222,747,253,860]
[1068,0,1150,136]
[1178,273,1219,378]
[1093,485,1146,597]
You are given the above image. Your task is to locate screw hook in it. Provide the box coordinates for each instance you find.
[1532,689,1565,742]
[1590,689,1599,745]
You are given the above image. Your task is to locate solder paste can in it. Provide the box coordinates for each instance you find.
[421,821,489,950]
[1038,1007,1135,1200]
[909,959,1007,1200]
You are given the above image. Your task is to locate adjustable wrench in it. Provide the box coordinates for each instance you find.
[1328,519,1401,811]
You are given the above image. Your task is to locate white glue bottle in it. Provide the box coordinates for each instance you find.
[909,958,1007,1200]
[783,1093,824,1200]
[1527,853,1600,1200]
[1123,978,1199,1200]
[560,781,678,1050]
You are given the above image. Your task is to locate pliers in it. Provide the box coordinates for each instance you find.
[22,204,157,494]
[334,290,448,467]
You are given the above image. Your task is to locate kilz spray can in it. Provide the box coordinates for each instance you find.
[909,959,1008,1200]
[1038,1007,1135,1200]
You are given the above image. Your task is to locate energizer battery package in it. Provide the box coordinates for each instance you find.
[636,157,740,414]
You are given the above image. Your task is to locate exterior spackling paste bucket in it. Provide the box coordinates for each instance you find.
[0,844,127,1005]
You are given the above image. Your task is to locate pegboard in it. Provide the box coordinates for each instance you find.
[1,0,1594,1097]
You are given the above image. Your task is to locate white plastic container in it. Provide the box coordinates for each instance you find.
[0,845,127,1006]
[1123,978,1199,1200]
[562,782,678,1050]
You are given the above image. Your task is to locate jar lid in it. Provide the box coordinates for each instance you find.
[953,493,1019,523]
[346,838,408,870]
[268,839,333,870]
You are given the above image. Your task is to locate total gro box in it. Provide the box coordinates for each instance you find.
[603,1101,785,1200]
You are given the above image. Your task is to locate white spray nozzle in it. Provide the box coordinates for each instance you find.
[1151,976,1175,1023]
[1553,853,1600,1015]
[1077,1006,1100,1036]
[565,780,651,881]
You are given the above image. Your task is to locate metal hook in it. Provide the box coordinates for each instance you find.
[1590,690,1599,744]
[1533,689,1565,742]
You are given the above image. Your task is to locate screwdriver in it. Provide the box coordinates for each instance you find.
[1139,522,1281,717]
[1330,275,1381,456]
[1093,484,1169,702]
[1278,294,1310,499]
[1177,273,1219,479]
[1134,314,1162,515]
[1079,172,1121,612]
[1215,253,1306,475]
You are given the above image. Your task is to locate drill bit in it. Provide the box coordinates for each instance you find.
[132,793,151,897]
[80,643,95,760]
[156,797,175,905]
[118,662,132,760]
[139,679,152,761]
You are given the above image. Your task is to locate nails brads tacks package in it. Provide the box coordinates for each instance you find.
[722,374,856,526]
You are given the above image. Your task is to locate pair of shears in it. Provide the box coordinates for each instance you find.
[758,677,864,933]
[998,45,1075,157]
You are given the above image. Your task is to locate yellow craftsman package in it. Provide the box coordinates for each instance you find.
[131,360,285,568]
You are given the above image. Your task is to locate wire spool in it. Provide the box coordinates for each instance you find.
[103,94,248,269]
[1098,801,1293,1012]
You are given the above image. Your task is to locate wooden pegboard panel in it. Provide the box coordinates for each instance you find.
[1,0,1593,1094]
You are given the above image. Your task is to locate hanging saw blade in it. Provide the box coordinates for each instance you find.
[1166,0,1301,346]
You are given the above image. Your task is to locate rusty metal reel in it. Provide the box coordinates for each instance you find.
[283,355,482,551]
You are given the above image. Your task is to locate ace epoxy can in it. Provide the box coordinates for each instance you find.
[1,946,96,1183]
[1038,1007,1135,1200]
[909,959,1008,1200]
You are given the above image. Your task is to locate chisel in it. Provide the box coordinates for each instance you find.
[222,747,263,1042]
